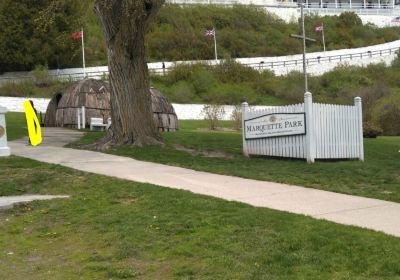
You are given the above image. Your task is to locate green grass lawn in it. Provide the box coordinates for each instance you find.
[5,112,27,141]
[1,156,400,279]
[67,119,400,203]
[5,113,400,203]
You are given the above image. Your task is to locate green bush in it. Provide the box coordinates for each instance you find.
[391,50,400,68]
[206,83,255,104]
[169,81,197,103]
[0,80,65,98]
[363,122,383,138]
[191,68,217,93]
[337,12,362,28]
[153,61,281,105]
[372,92,400,135]
[212,60,260,84]
[31,65,51,87]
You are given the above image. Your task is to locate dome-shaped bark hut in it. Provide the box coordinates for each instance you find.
[150,88,178,132]
[44,79,178,132]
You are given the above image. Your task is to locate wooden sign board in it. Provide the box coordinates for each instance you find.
[244,113,306,140]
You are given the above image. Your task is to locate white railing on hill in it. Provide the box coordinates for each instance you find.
[305,7,399,15]
[0,40,399,84]
[248,46,399,70]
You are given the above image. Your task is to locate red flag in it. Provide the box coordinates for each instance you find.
[315,26,323,32]
[69,31,82,39]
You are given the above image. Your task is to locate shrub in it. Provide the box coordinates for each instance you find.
[30,65,51,87]
[163,63,205,85]
[212,60,260,83]
[274,71,304,103]
[363,122,383,138]
[337,12,362,28]
[352,83,389,121]
[205,83,255,105]
[191,68,217,93]
[0,80,65,98]
[391,50,400,68]
[201,104,225,130]
[230,105,242,131]
[169,81,197,103]
[372,92,400,135]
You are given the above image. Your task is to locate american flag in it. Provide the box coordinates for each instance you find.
[392,16,400,23]
[205,29,215,37]
[315,25,323,32]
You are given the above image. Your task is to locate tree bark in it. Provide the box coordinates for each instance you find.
[94,0,164,147]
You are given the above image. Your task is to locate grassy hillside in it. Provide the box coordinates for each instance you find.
[2,3,399,71]
[82,5,400,66]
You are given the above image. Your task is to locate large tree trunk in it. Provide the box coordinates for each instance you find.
[94,0,164,147]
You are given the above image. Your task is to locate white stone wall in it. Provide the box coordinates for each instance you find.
[0,97,50,114]
[0,97,274,120]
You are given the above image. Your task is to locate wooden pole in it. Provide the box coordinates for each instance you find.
[301,4,308,93]
[322,23,326,54]
[81,28,86,78]
[305,92,315,163]
[213,27,218,62]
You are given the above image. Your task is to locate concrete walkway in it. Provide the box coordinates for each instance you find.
[9,128,400,237]
[0,195,69,210]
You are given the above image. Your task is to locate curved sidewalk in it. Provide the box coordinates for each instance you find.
[9,129,400,238]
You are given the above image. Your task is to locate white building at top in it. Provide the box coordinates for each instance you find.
[168,0,400,27]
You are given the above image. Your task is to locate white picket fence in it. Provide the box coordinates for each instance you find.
[241,93,364,162]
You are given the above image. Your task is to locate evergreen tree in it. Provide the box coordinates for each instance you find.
[0,0,85,73]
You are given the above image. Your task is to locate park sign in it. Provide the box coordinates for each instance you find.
[241,93,365,163]
[244,113,306,140]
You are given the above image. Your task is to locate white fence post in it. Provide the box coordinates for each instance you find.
[241,102,249,157]
[77,108,81,130]
[304,92,315,163]
[0,106,11,156]
[82,106,86,129]
[355,97,364,161]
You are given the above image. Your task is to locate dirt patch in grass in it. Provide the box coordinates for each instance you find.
[172,144,234,159]
[196,127,238,132]
[115,196,138,205]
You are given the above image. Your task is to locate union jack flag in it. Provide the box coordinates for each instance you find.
[392,16,400,23]
[204,29,215,37]
[315,25,323,32]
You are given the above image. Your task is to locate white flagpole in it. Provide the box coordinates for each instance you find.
[322,23,326,55]
[213,27,218,62]
[81,27,86,77]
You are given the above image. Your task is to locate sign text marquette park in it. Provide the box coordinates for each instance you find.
[244,113,306,140]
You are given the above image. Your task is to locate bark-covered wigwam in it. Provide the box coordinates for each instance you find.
[44,78,178,132]
[44,78,111,128]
